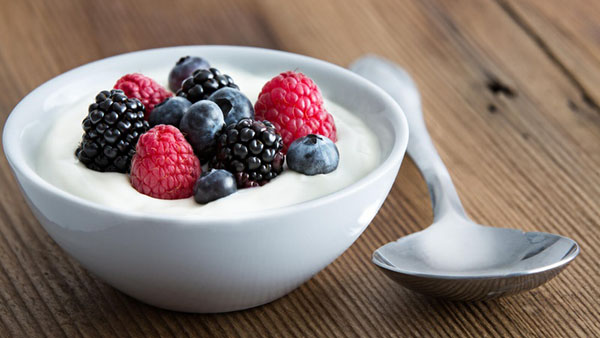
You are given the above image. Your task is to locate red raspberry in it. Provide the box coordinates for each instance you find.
[130,125,201,200]
[254,71,337,152]
[114,73,172,120]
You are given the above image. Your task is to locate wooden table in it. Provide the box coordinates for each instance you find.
[1,0,598,336]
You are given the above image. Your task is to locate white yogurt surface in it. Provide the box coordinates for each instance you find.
[37,66,380,216]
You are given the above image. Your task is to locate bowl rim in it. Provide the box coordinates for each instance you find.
[2,45,408,224]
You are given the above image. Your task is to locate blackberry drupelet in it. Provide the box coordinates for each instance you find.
[211,118,285,188]
[176,68,239,103]
[75,89,150,173]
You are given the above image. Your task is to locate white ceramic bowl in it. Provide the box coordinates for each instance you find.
[3,46,408,313]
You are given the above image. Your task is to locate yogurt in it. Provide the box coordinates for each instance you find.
[37,67,380,216]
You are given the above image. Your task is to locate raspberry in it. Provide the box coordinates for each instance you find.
[254,71,337,152]
[130,125,201,199]
[114,73,172,120]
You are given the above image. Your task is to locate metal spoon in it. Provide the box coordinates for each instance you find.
[350,55,579,301]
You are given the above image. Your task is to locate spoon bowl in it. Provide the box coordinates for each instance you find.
[373,217,579,300]
[351,55,579,301]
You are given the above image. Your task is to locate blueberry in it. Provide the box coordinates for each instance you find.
[286,134,339,175]
[168,56,210,92]
[149,97,191,127]
[194,169,237,204]
[208,87,254,125]
[179,100,225,161]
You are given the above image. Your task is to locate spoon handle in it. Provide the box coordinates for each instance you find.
[350,56,467,220]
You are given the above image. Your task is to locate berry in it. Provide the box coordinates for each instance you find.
[208,87,254,125]
[114,73,172,119]
[287,134,339,175]
[149,97,191,128]
[168,56,210,92]
[130,125,201,199]
[176,68,239,103]
[179,100,225,161]
[211,118,285,188]
[193,169,237,204]
[254,71,337,152]
[75,89,149,173]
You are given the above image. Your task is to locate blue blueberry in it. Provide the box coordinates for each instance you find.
[168,56,210,92]
[208,87,254,125]
[194,169,237,204]
[149,97,191,127]
[286,134,339,175]
[179,100,225,161]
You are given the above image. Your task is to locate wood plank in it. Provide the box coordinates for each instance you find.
[0,0,598,337]
[499,0,600,111]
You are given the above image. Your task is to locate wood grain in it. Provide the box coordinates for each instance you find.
[501,0,600,109]
[0,0,598,336]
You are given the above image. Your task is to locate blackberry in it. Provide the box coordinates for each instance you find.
[211,119,285,188]
[176,68,239,103]
[75,89,149,173]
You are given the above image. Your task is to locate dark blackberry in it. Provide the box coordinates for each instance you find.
[211,119,285,188]
[75,89,149,173]
[176,67,239,103]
